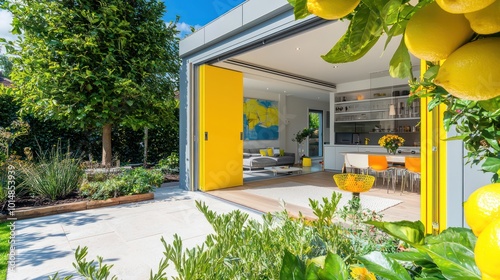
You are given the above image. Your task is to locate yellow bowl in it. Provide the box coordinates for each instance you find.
[333,173,375,193]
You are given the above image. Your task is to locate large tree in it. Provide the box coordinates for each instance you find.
[0,0,180,166]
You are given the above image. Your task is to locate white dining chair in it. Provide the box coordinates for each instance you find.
[344,153,369,174]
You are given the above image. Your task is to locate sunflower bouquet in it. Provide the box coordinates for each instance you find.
[378,134,405,154]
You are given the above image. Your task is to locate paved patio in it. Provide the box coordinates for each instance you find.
[7,183,263,280]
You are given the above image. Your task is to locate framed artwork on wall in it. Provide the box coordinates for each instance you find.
[243,98,279,140]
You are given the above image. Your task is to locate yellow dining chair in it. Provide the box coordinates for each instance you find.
[368,155,393,193]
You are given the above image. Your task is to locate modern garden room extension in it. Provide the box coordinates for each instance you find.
[178,0,491,233]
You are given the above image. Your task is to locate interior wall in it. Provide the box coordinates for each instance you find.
[286,96,330,160]
[243,90,330,157]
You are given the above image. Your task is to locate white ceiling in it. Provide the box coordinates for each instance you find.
[215,20,420,101]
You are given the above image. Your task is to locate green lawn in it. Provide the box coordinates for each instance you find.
[0,221,11,280]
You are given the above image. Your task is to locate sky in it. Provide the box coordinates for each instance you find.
[0,0,246,54]
[163,0,246,36]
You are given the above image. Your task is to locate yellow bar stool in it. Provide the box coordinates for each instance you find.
[333,173,375,200]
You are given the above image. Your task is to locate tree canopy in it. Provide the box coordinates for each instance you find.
[0,0,181,165]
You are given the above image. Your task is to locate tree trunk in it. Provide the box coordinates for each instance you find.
[143,127,148,168]
[102,123,112,167]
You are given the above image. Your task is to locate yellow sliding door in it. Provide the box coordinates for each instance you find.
[198,65,243,191]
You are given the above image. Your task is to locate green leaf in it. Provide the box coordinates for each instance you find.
[280,250,306,280]
[482,157,500,174]
[321,4,382,63]
[389,36,413,79]
[288,0,310,20]
[358,251,412,280]
[386,250,433,263]
[366,220,425,245]
[425,227,476,251]
[443,135,467,141]
[478,96,500,112]
[423,65,440,80]
[317,252,349,280]
[424,242,481,280]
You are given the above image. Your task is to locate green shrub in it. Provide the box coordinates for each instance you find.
[79,179,127,200]
[120,167,163,195]
[79,167,162,200]
[157,152,179,174]
[19,145,83,201]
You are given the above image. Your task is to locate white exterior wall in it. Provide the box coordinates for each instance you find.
[178,0,321,190]
[446,127,492,228]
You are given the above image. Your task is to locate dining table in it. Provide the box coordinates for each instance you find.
[341,151,421,193]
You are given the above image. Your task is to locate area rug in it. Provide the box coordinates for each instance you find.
[243,182,402,213]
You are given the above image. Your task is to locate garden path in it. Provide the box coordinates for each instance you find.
[7,183,262,280]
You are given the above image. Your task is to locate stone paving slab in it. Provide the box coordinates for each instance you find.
[6,183,263,280]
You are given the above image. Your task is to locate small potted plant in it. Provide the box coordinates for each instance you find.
[292,127,315,163]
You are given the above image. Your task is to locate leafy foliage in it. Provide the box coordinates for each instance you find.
[0,118,29,159]
[80,167,162,200]
[51,192,399,279]
[0,55,13,78]
[1,0,181,165]
[292,127,316,144]
[157,152,179,174]
[410,63,500,182]
[358,221,481,279]
[18,143,83,201]
[289,0,430,80]
[281,220,481,280]
[0,93,179,164]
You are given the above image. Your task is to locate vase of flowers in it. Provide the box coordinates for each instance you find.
[378,134,405,154]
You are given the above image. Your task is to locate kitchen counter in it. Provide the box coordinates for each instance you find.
[324,144,420,170]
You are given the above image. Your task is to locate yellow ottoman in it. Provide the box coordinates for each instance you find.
[302,157,312,167]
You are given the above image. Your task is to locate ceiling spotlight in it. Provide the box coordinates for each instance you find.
[266,87,269,90]
[332,65,339,69]
[283,90,287,93]
[296,47,301,51]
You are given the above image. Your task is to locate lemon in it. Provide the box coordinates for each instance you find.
[404,2,474,62]
[465,1,500,35]
[436,0,496,14]
[434,38,500,101]
[474,218,500,279]
[307,0,360,20]
[464,183,500,236]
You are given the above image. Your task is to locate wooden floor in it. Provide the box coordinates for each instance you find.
[208,170,421,222]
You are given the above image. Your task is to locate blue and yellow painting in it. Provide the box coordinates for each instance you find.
[243,98,279,140]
